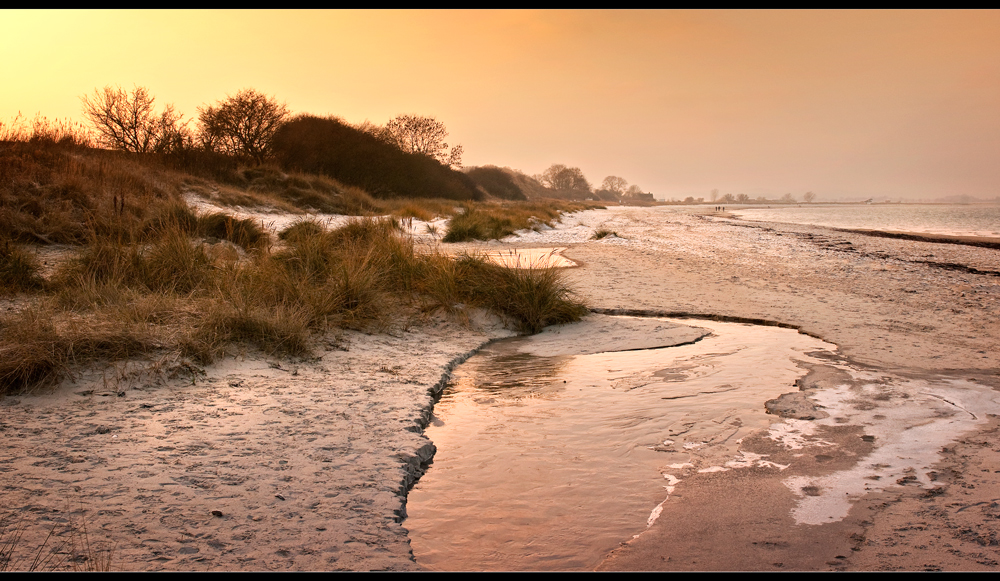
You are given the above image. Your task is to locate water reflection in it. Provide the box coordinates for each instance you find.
[463,350,571,402]
[406,316,837,571]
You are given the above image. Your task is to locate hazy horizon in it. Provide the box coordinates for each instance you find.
[3,9,998,202]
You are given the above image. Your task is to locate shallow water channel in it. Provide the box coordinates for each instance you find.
[405,315,838,571]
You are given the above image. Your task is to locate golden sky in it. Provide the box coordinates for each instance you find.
[3,9,998,200]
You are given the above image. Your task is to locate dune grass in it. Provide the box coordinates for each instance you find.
[0,239,45,294]
[442,199,598,242]
[0,140,590,394]
[0,214,588,394]
[451,254,589,334]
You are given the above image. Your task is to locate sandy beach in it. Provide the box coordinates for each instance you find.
[3,204,999,571]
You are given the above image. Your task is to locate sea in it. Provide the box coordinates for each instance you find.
[724,203,1000,238]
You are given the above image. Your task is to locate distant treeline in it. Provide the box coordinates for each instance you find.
[3,85,663,204]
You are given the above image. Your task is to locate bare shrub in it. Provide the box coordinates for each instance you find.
[80,85,189,154]
[197,88,289,163]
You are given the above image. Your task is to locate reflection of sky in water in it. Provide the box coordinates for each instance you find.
[450,351,572,405]
[407,319,836,571]
[409,316,1000,571]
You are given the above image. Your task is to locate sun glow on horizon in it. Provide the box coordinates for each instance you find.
[3,9,999,200]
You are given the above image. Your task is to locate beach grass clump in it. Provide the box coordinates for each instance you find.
[141,198,200,239]
[0,309,67,392]
[144,227,215,294]
[54,227,215,296]
[380,198,458,222]
[182,299,312,365]
[442,199,596,243]
[61,238,147,288]
[270,217,413,323]
[0,239,45,294]
[442,205,518,242]
[278,218,326,243]
[240,166,384,215]
[0,305,158,393]
[454,255,589,334]
[591,228,618,240]
[416,252,464,313]
[196,212,270,250]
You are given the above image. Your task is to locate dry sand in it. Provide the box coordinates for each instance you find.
[2,204,999,571]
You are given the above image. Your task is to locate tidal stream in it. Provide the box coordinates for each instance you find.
[405,315,838,571]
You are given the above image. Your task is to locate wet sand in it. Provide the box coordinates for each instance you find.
[517,207,1000,571]
[2,204,999,570]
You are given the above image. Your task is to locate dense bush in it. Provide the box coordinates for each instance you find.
[465,166,527,201]
[271,115,483,201]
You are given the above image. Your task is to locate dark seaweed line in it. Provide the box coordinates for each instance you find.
[830,227,1000,250]
[588,307,827,341]
[727,219,1000,277]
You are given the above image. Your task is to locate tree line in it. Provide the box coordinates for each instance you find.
[75,85,653,204]
[79,85,463,169]
[76,85,482,200]
[532,164,653,202]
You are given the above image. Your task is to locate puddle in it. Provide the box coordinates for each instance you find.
[405,314,1000,570]
[405,315,837,571]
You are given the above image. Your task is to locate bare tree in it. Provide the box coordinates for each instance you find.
[198,89,289,163]
[81,85,188,153]
[540,164,590,192]
[601,176,628,197]
[625,184,646,198]
[381,114,463,168]
[803,191,817,203]
[539,164,566,188]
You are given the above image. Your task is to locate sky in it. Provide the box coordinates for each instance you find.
[2,9,999,201]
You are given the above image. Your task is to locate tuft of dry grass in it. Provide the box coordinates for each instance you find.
[278,218,326,242]
[453,254,589,334]
[196,212,270,250]
[0,505,118,572]
[443,205,518,242]
[0,239,45,294]
[442,199,597,243]
[380,198,458,221]
[0,309,67,392]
